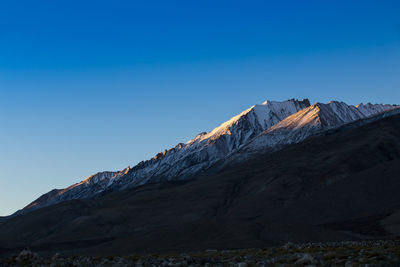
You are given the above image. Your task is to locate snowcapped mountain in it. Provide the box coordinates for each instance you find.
[24,98,310,211]
[22,99,399,213]
[237,101,398,157]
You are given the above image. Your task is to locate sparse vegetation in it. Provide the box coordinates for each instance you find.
[1,240,400,266]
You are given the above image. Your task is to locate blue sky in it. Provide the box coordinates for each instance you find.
[0,0,399,215]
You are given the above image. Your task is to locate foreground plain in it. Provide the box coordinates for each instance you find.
[2,240,400,266]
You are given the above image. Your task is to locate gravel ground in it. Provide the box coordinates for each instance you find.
[1,240,400,266]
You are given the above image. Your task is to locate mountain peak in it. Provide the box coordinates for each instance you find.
[261,98,310,106]
[187,98,311,145]
[238,100,398,157]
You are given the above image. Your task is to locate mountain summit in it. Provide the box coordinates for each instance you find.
[23,99,398,212]
[239,101,398,156]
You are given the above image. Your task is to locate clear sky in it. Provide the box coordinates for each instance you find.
[0,0,399,215]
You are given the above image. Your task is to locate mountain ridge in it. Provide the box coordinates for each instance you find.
[22,98,398,213]
[2,108,400,256]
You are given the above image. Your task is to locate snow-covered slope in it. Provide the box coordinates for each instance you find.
[24,99,310,211]
[237,101,398,157]
[24,168,131,210]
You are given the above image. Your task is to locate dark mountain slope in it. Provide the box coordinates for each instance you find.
[1,113,400,257]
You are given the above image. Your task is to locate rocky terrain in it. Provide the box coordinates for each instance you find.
[1,240,400,266]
